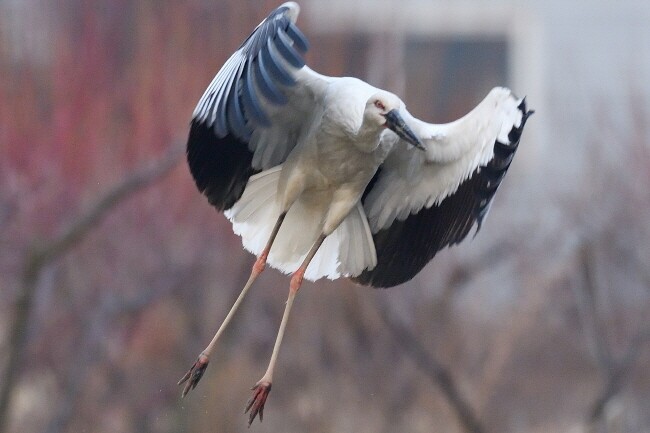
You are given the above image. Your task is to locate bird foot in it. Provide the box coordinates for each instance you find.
[245,381,272,426]
[178,353,209,398]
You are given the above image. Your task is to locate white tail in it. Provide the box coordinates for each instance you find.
[225,166,377,280]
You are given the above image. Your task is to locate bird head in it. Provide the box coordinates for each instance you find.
[365,93,424,150]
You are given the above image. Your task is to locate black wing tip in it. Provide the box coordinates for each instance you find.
[517,96,526,111]
[518,97,535,123]
[475,96,533,230]
[507,98,534,144]
[470,96,533,248]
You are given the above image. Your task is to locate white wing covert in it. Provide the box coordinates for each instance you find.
[354,88,533,287]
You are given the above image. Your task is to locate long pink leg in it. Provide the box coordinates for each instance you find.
[245,233,326,426]
[178,212,287,397]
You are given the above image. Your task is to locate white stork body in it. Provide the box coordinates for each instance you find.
[226,76,396,280]
[180,2,533,425]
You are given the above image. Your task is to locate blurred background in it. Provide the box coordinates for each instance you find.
[1,0,649,432]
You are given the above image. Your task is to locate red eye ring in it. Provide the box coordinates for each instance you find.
[374,100,385,111]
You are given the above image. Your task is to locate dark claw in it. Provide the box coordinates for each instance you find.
[178,354,209,398]
[245,381,272,426]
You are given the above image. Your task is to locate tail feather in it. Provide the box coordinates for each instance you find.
[226,166,377,281]
[225,167,283,256]
[336,203,377,277]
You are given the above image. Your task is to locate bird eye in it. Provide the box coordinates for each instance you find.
[374,100,385,111]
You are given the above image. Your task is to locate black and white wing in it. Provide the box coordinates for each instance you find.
[187,2,328,210]
[354,87,533,288]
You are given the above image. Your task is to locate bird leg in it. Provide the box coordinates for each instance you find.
[245,233,326,426]
[178,212,287,397]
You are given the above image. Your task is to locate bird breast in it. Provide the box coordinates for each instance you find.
[290,116,387,191]
[315,133,386,187]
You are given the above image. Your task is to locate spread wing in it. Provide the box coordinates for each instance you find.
[186,2,329,210]
[354,87,533,287]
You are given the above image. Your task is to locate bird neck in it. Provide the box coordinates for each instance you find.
[353,120,384,153]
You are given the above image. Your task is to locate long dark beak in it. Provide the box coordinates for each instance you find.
[384,109,425,150]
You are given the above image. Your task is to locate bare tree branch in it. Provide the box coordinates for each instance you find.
[574,240,650,430]
[445,241,514,296]
[588,326,650,426]
[43,267,193,433]
[377,302,486,433]
[0,144,184,433]
[573,243,614,371]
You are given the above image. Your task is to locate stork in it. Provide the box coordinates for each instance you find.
[179,2,533,426]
